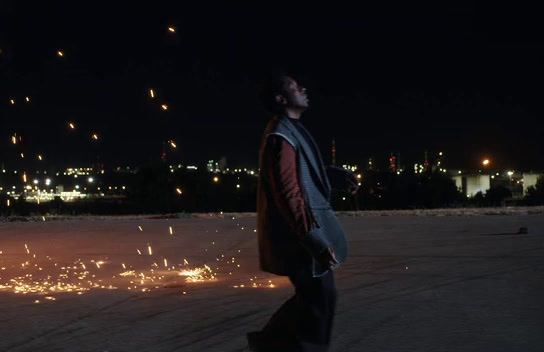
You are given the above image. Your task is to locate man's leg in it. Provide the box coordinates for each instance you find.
[290,269,337,348]
[250,270,337,351]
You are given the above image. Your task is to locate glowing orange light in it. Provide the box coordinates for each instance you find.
[38,155,43,161]
[213,176,219,182]
[25,97,30,102]
[20,153,24,158]
[10,99,15,104]
[176,188,182,194]
[92,134,99,140]
[170,141,177,148]
[11,136,16,144]
[168,27,176,33]
[150,89,155,98]
[69,122,75,129]
[57,51,64,57]
[482,159,490,166]
[161,104,168,110]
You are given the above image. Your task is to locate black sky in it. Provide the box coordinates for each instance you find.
[1,2,543,171]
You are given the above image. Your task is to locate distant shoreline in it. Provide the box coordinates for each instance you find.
[2,206,544,222]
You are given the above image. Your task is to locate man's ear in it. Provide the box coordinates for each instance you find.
[275,94,287,105]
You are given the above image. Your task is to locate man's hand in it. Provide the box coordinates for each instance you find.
[346,172,360,195]
[316,246,340,269]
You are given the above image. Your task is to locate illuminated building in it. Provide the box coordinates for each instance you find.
[389,152,401,173]
[452,174,491,197]
[521,173,543,195]
[331,137,336,166]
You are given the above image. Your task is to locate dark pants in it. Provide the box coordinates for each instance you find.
[252,269,337,352]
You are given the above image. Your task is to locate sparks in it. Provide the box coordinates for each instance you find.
[57,50,64,56]
[147,245,152,256]
[92,133,99,140]
[168,27,176,33]
[25,96,30,102]
[169,226,173,235]
[138,226,143,231]
[69,122,76,129]
[161,104,168,110]
[163,258,168,267]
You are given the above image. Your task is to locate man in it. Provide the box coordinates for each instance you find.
[248,73,359,352]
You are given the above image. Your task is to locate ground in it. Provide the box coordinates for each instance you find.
[0,209,543,352]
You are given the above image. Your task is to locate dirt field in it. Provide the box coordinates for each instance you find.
[1,210,543,351]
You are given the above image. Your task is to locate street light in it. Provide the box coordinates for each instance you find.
[482,159,490,166]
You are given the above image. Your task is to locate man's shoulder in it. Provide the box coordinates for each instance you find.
[263,116,296,147]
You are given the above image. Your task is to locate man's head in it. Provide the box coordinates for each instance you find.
[258,72,309,117]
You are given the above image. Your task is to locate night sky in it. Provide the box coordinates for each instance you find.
[1,2,543,171]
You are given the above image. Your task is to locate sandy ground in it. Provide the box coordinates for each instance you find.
[0,211,543,352]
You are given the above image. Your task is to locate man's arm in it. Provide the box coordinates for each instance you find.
[326,165,360,194]
[264,135,334,259]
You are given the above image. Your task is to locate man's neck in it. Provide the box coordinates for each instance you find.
[282,108,303,120]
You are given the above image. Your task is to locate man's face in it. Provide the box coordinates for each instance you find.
[277,76,309,110]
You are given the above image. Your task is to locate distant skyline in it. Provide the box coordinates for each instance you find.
[1,2,543,170]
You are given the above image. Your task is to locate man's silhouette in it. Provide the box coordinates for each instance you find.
[248,72,358,352]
